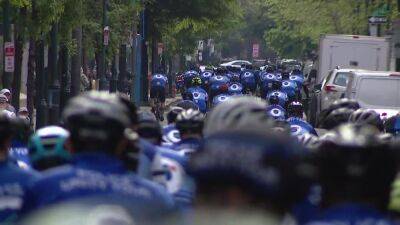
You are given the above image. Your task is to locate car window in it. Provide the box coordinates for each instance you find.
[333,72,350,86]
[356,77,400,108]
[232,62,242,65]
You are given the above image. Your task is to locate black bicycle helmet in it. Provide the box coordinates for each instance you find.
[316,123,397,209]
[176,100,200,111]
[176,109,204,135]
[268,95,280,106]
[287,101,304,118]
[167,107,184,124]
[62,91,130,152]
[321,108,355,130]
[329,98,360,113]
[137,111,162,144]
[271,80,282,90]
[384,114,400,135]
[349,109,384,131]
[189,131,316,213]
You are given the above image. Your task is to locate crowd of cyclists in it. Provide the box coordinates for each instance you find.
[1,63,400,224]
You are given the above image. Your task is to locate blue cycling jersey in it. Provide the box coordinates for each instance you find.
[209,75,230,87]
[212,94,231,107]
[151,74,168,88]
[152,147,195,208]
[266,91,288,107]
[187,87,208,113]
[171,138,201,156]
[305,203,394,225]
[0,161,39,223]
[21,152,174,215]
[228,82,243,95]
[9,140,31,170]
[183,71,199,86]
[287,117,318,136]
[162,125,181,148]
[290,75,304,88]
[240,70,256,90]
[282,79,298,99]
[137,139,160,179]
[266,105,286,120]
[200,71,213,85]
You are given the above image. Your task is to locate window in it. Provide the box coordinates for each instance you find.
[356,78,400,108]
[333,72,350,86]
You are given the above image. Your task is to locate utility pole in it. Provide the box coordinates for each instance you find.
[48,24,60,124]
[140,8,149,104]
[2,0,12,89]
[99,0,109,90]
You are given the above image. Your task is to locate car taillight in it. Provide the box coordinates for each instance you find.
[324,85,337,92]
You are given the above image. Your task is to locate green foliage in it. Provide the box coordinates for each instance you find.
[264,0,397,58]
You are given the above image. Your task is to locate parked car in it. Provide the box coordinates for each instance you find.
[220,60,252,69]
[309,69,400,126]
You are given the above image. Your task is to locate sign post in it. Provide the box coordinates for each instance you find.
[4,42,14,72]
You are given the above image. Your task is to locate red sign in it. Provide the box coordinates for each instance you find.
[157,42,164,55]
[5,42,14,57]
[4,42,14,72]
[252,44,259,58]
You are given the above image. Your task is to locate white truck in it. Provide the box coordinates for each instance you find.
[317,34,391,83]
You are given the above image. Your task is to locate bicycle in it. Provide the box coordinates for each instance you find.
[153,98,164,122]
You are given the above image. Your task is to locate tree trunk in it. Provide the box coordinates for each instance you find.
[59,43,69,112]
[12,11,25,112]
[118,44,127,92]
[71,27,82,96]
[27,38,35,125]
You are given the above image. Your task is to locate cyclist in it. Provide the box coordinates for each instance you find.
[8,119,32,170]
[349,109,384,132]
[172,109,204,155]
[183,70,200,89]
[151,109,204,209]
[186,77,208,113]
[266,95,286,120]
[199,70,213,91]
[162,107,183,147]
[265,80,289,107]
[0,114,38,223]
[307,124,397,225]
[318,98,360,128]
[259,72,276,96]
[228,73,243,96]
[240,70,257,94]
[384,114,400,136]
[287,101,318,136]
[21,91,174,218]
[150,73,168,121]
[212,94,231,107]
[189,96,315,223]
[209,74,230,100]
[28,126,71,171]
[137,111,163,146]
[321,107,356,130]
[281,79,299,102]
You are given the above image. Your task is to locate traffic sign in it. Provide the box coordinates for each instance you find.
[252,43,259,58]
[4,42,14,72]
[369,16,387,24]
